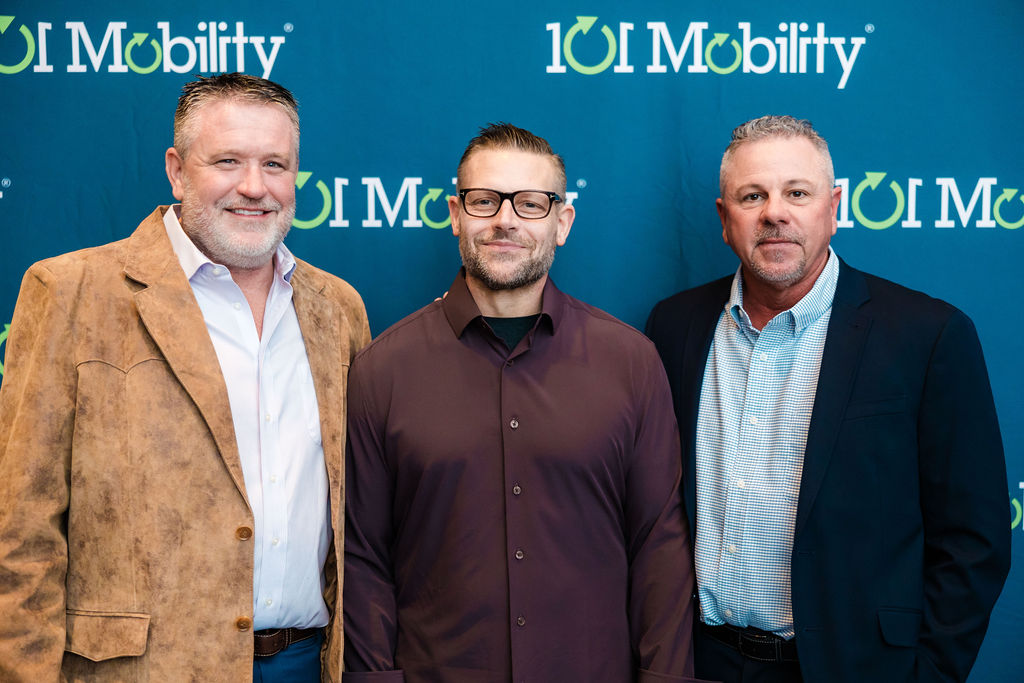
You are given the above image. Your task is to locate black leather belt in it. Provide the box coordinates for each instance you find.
[701,622,799,663]
[253,627,321,658]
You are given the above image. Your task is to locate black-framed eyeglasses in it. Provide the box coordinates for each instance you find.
[459,188,562,219]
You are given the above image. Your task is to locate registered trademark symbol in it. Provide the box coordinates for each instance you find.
[576,178,587,189]
[284,23,294,33]
[865,24,875,33]
[0,178,10,189]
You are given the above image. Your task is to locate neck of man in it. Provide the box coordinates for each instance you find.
[228,259,277,338]
[466,273,547,318]
[740,262,826,331]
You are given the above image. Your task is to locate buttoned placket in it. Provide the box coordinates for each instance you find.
[253,278,292,624]
[496,329,534,683]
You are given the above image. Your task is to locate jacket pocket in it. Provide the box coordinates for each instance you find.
[844,395,906,421]
[65,609,151,661]
[877,607,922,647]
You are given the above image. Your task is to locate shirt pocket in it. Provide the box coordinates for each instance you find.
[65,609,151,661]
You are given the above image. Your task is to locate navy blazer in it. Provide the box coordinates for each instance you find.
[646,259,1010,683]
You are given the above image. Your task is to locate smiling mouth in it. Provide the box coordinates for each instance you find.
[228,208,272,216]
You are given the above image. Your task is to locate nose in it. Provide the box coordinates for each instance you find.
[494,196,519,226]
[760,194,789,224]
[236,163,268,199]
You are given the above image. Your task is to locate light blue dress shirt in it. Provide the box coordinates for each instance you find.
[694,248,839,638]
[164,207,330,630]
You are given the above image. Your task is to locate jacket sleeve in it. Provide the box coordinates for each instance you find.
[0,264,76,680]
[342,353,406,681]
[914,309,1010,682]
[626,350,710,683]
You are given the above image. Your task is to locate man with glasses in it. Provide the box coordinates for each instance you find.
[343,123,705,682]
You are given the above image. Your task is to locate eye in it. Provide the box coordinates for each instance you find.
[790,190,807,198]
[742,192,763,201]
[471,197,495,207]
[216,158,237,165]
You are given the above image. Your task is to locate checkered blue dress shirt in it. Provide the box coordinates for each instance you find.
[694,249,839,638]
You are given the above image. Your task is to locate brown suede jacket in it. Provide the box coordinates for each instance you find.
[0,207,370,681]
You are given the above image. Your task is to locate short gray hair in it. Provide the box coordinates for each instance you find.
[173,72,299,159]
[720,115,834,193]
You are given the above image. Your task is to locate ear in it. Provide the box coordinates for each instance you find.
[554,202,575,246]
[716,197,730,246]
[829,184,841,236]
[448,192,462,237]
[165,147,185,201]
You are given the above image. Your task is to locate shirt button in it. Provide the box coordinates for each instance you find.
[759,352,768,361]
[724,609,733,619]
[264,598,273,607]
[727,543,738,554]
[271,538,280,547]
[505,360,514,367]
[509,418,519,429]
[233,302,242,310]
[270,475,278,484]
[236,617,252,631]
[514,549,524,560]
[512,484,522,496]
[516,616,526,627]
[235,526,253,541]
[736,479,746,489]
[212,266,222,275]
[264,413,272,422]
[748,416,759,426]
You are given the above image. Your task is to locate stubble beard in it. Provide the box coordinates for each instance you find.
[180,180,294,271]
[747,225,807,287]
[459,229,556,291]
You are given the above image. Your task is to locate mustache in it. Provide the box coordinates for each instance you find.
[754,226,804,246]
[217,199,282,212]
[475,228,533,247]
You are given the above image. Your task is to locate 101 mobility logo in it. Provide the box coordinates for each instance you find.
[835,174,1024,230]
[546,16,867,89]
[291,174,579,230]
[0,15,287,78]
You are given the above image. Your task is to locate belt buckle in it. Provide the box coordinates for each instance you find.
[737,629,781,662]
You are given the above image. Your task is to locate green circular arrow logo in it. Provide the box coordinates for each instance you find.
[1011,497,1022,530]
[292,171,331,229]
[125,32,162,74]
[704,33,741,74]
[993,188,1024,229]
[419,188,451,229]
[0,17,35,75]
[563,16,616,75]
[0,323,9,377]
[852,172,905,230]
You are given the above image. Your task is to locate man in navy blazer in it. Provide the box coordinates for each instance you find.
[645,115,1009,683]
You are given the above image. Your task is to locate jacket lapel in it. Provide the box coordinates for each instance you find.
[124,208,250,505]
[291,265,347,533]
[795,261,871,536]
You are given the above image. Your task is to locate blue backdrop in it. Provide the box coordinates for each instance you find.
[1,1,1020,679]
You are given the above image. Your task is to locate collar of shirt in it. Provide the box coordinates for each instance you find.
[726,247,840,341]
[442,268,561,340]
[161,204,297,283]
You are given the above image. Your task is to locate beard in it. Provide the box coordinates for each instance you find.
[459,227,556,291]
[747,226,807,286]
[179,179,294,271]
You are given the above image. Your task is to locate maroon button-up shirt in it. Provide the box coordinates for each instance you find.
[344,271,701,682]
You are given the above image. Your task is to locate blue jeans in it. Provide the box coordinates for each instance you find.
[253,630,324,683]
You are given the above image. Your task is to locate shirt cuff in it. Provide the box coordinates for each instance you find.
[638,669,721,683]
[342,671,406,682]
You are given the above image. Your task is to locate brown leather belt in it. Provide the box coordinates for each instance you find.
[253,627,321,658]
[700,622,799,663]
